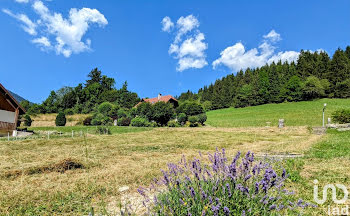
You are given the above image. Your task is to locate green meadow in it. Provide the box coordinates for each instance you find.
[206,98,350,127]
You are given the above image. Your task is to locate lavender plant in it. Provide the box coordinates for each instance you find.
[138,149,315,215]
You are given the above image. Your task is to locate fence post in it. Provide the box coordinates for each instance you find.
[8,132,9,141]
[72,130,74,138]
[47,131,50,140]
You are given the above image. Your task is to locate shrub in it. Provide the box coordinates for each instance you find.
[83,116,93,126]
[117,108,129,119]
[98,102,114,116]
[188,115,199,127]
[138,149,314,215]
[136,102,154,120]
[149,122,158,127]
[117,117,131,126]
[177,101,204,116]
[197,113,207,125]
[167,120,178,127]
[55,112,66,126]
[332,109,350,124]
[91,113,112,126]
[202,100,213,111]
[23,115,32,127]
[131,117,150,127]
[152,102,175,125]
[177,113,187,126]
[95,126,111,135]
[64,108,74,115]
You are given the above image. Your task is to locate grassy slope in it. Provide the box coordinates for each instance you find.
[206,98,350,127]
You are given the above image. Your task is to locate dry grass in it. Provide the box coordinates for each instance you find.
[0,126,320,215]
[29,114,89,127]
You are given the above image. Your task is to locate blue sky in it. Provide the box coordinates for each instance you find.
[1,0,350,103]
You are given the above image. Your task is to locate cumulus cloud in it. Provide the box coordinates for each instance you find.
[213,30,300,72]
[161,16,174,32]
[2,9,37,35]
[162,15,208,71]
[3,0,108,57]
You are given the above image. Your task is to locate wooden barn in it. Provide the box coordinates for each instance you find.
[0,83,26,136]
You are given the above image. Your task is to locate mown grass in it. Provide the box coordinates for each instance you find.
[28,125,153,134]
[0,127,319,215]
[206,98,350,127]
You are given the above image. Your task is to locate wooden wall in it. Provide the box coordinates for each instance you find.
[0,92,15,112]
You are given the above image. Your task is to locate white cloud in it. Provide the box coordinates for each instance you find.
[2,9,37,35]
[161,16,174,32]
[213,30,300,72]
[32,36,51,47]
[3,0,108,57]
[162,15,208,71]
[267,51,300,65]
[263,29,281,42]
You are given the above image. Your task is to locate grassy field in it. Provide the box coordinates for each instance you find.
[1,99,350,215]
[206,98,350,127]
[0,126,324,215]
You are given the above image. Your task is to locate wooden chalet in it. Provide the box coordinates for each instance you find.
[0,83,26,135]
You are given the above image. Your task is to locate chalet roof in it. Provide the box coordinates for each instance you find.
[0,83,26,115]
[141,95,177,104]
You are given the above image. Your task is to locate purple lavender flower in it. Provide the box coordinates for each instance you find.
[226,183,232,197]
[269,204,277,210]
[244,174,252,181]
[224,206,230,215]
[190,187,196,198]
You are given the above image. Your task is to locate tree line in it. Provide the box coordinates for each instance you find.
[21,68,140,114]
[178,47,350,110]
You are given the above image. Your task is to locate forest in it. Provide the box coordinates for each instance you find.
[178,47,350,110]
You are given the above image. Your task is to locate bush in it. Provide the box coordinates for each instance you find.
[138,149,314,215]
[117,108,129,119]
[202,100,213,111]
[91,113,112,126]
[149,122,158,127]
[95,126,111,135]
[177,113,187,126]
[131,117,150,127]
[55,112,66,126]
[117,117,131,126]
[197,113,207,125]
[23,115,32,127]
[152,102,175,125]
[64,108,74,115]
[167,120,178,127]
[177,101,204,116]
[98,102,114,116]
[83,116,93,126]
[188,115,199,127]
[332,109,350,124]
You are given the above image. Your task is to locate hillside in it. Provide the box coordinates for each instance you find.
[206,98,350,127]
[8,90,27,103]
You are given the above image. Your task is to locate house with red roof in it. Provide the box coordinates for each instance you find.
[136,94,179,108]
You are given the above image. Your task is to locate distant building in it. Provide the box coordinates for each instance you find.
[0,83,26,136]
[136,94,179,108]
